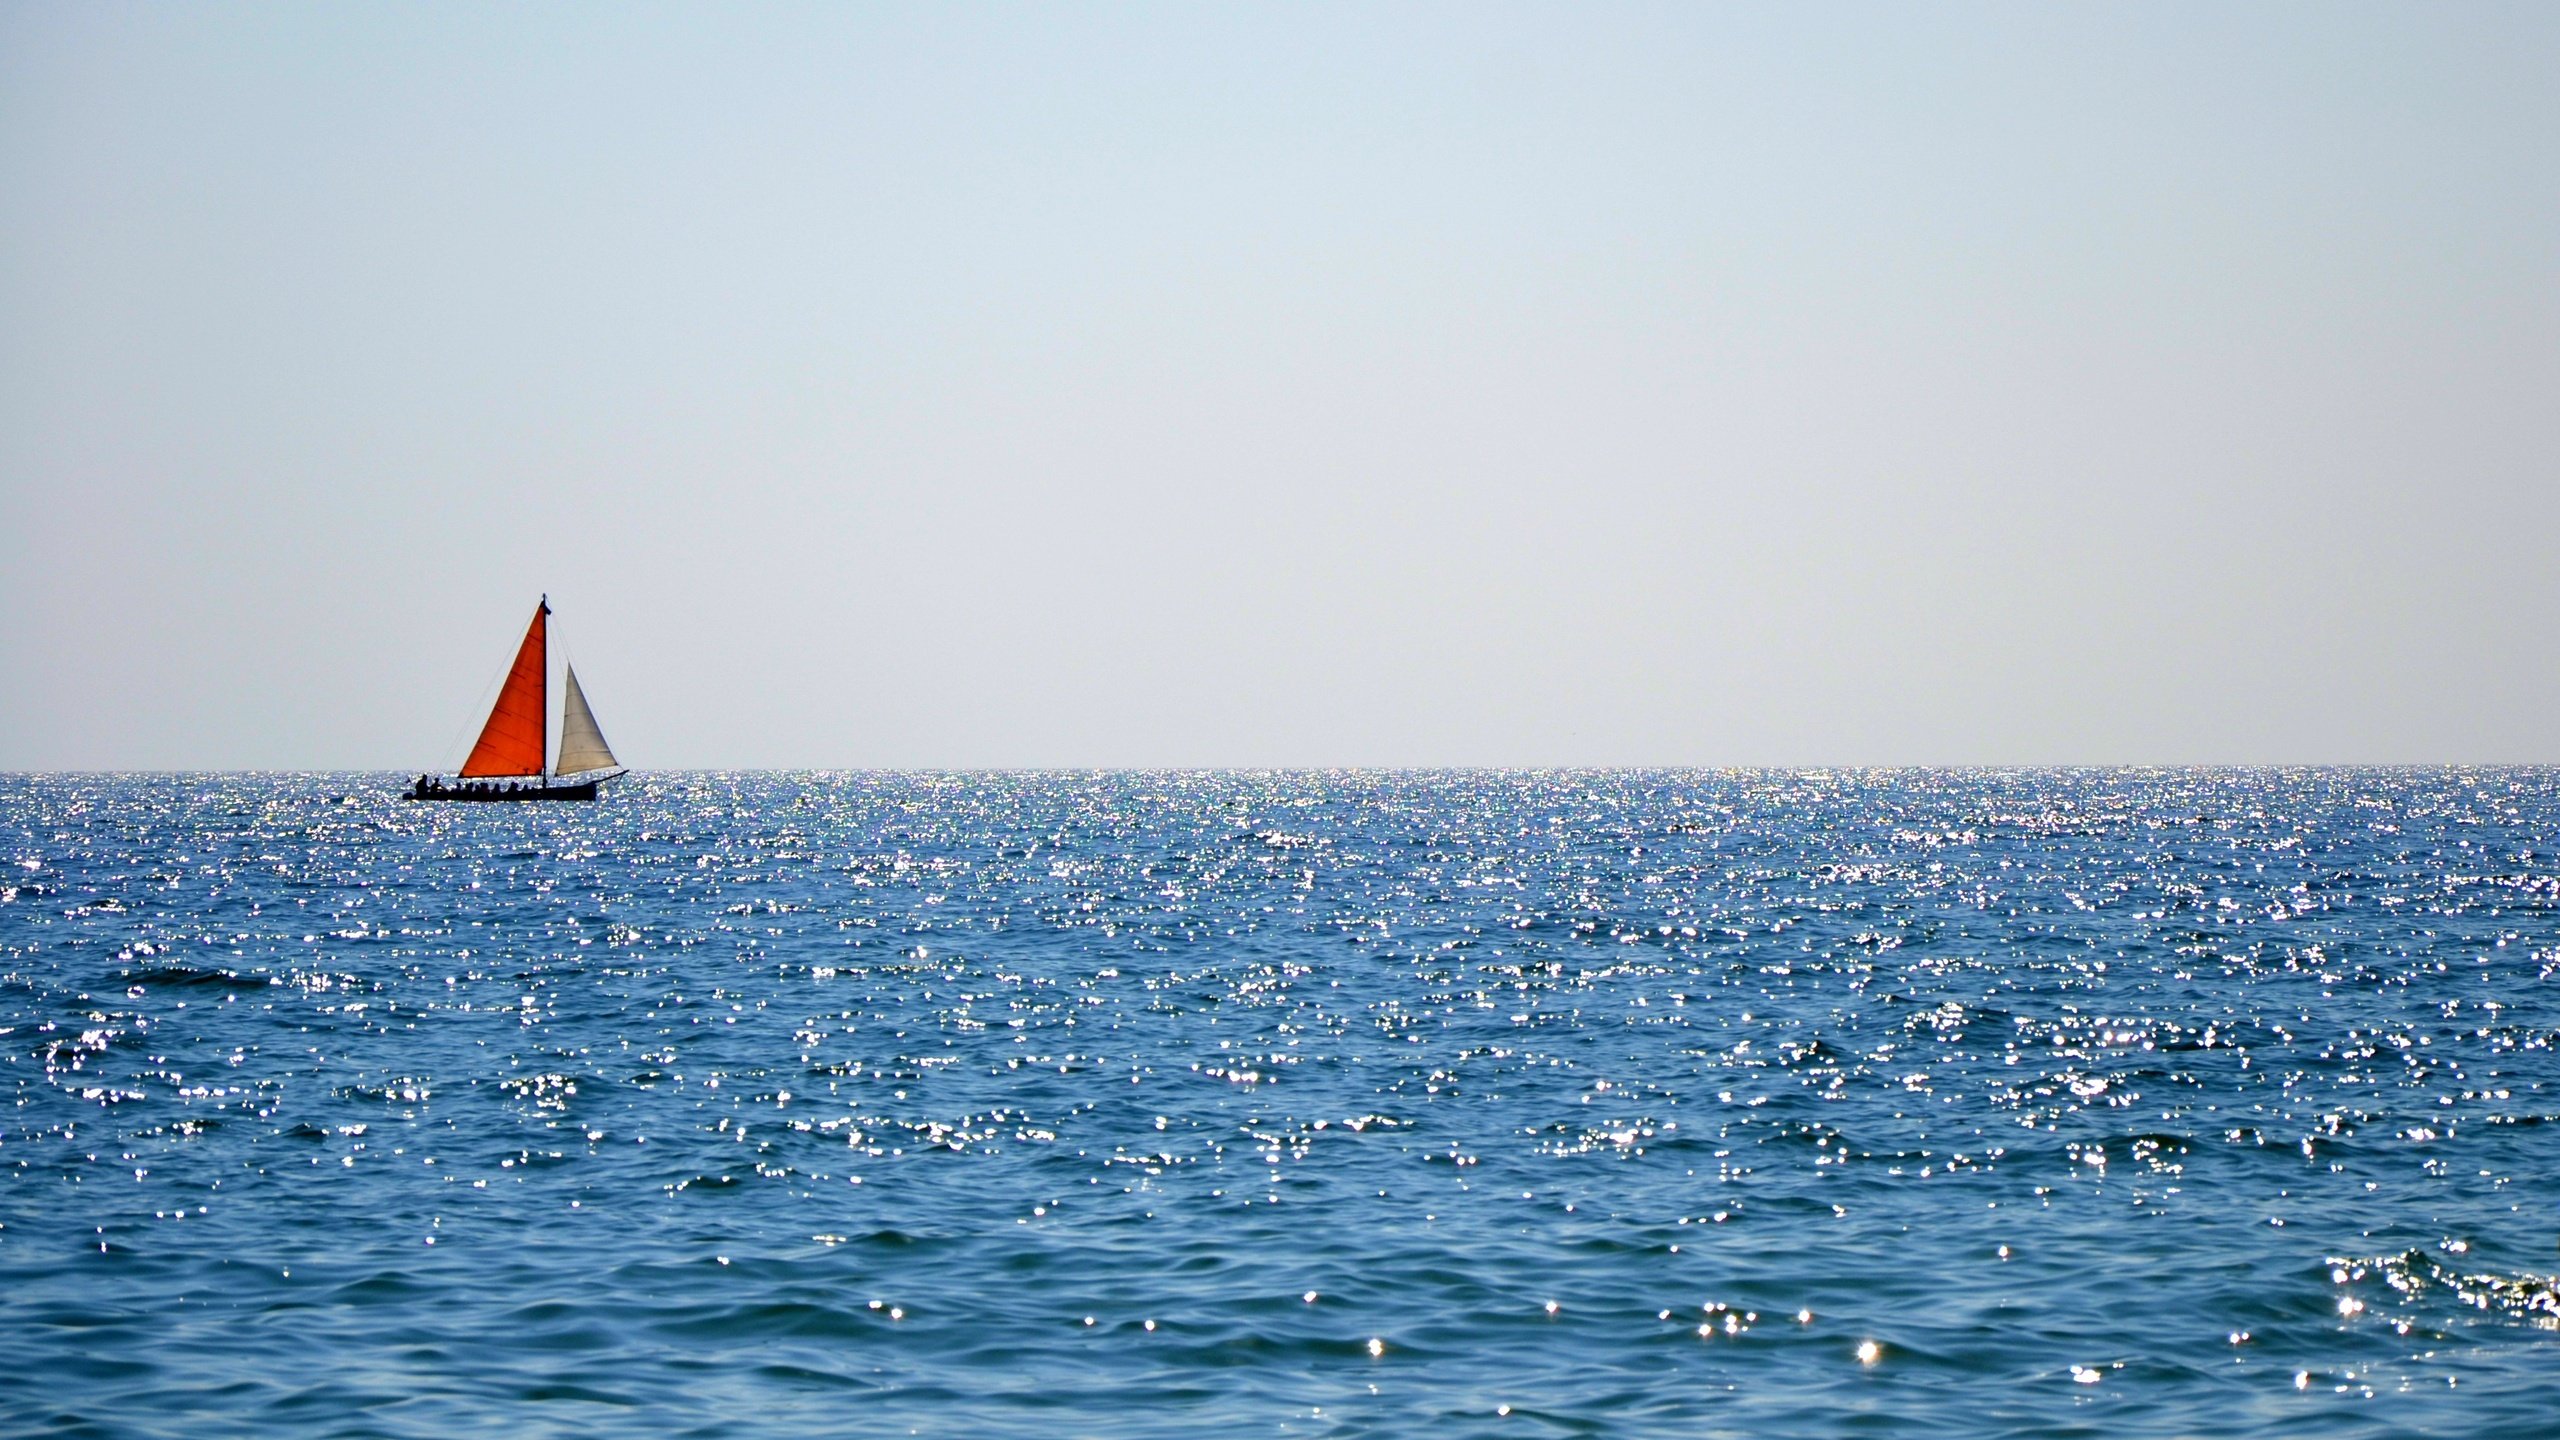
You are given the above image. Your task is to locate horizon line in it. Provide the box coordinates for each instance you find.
[6,762,2557,778]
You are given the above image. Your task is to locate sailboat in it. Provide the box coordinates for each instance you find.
[405,596,626,802]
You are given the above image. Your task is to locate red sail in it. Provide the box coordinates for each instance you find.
[459,601,548,777]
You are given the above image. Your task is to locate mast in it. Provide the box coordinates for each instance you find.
[458,598,549,777]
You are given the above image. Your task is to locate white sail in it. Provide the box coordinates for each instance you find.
[553,665,620,776]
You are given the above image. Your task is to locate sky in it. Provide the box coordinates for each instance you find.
[3,2,2556,770]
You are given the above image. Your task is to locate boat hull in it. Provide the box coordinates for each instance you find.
[403,777,604,802]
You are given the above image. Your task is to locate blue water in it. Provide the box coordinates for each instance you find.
[3,770,2557,1437]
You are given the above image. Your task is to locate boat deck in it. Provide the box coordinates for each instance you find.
[405,777,601,802]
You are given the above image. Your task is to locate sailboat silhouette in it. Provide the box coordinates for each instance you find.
[405,597,625,802]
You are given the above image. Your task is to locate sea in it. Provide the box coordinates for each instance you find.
[3,769,2556,1438]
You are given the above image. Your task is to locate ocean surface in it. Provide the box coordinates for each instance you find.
[4,770,2557,1438]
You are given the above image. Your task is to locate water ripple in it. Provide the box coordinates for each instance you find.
[3,769,2556,1435]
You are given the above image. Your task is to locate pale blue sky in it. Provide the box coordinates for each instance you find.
[4,2,2556,768]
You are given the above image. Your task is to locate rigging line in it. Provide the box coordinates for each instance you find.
[550,609,573,776]
[431,616,528,775]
